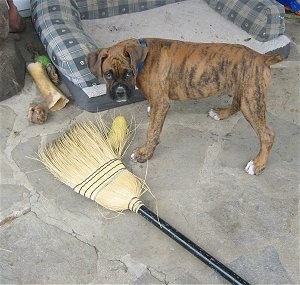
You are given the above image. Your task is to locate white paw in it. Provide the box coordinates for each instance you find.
[208,109,220,121]
[147,106,151,115]
[131,153,137,161]
[245,160,255,175]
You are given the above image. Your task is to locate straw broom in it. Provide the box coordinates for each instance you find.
[38,117,250,285]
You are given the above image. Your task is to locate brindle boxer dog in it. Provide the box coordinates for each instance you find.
[87,38,283,175]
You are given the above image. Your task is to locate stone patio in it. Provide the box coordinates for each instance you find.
[0,11,299,285]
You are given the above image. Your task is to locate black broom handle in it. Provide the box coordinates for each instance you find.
[137,205,250,285]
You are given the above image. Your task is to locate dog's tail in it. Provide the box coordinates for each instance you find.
[263,53,284,66]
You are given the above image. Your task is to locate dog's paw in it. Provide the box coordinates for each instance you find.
[245,160,255,175]
[130,152,148,163]
[245,160,266,175]
[208,109,220,121]
[131,152,138,161]
[131,147,153,163]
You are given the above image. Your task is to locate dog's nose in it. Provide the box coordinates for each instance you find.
[115,86,127,102]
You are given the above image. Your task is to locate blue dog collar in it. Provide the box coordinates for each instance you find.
[137,38,147,73]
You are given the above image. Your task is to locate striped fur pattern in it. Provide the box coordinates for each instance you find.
[87,38,283,175]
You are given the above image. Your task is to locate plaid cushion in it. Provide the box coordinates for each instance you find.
[205,0,285,42]
[30,0,99,89]
[76,0,183,20]
[30,0,184,90]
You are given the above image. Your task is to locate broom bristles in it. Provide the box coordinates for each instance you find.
[39,121,144,212]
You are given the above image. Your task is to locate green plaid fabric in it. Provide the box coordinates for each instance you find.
[76,0,183,20]
[31,0,99,89]
[30,0,183,89]
[205,0,285,42]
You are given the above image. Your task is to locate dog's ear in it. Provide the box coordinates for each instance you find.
[86,48,108,78]
[125,45,148,75]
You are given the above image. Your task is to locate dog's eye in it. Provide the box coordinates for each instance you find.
[125,71,133,78]
[104,71,113,80]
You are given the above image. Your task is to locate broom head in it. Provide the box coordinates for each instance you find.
[38,121,144,212]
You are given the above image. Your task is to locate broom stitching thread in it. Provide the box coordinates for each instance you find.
[74,159,126,198]
[88,163,126,199]
[73,158,119,193]
[89,166,127,201]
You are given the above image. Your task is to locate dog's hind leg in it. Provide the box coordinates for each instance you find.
[208,95,240,121]
[240,90,274,175]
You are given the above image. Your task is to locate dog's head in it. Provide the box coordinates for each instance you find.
[87,39,148,102]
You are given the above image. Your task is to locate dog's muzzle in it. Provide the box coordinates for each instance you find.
[111,84,131,103]
[115,86,127,102]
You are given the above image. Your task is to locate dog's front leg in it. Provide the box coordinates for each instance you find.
[131,99,170,162]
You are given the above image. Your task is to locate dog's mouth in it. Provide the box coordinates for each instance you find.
[110,84,133,103]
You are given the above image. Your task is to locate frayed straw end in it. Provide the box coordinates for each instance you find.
[38,120,145,213]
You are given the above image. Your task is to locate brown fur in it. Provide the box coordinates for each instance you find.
[87,38,283,175]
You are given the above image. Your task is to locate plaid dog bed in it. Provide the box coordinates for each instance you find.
[30,0,183,111]
[205,0,285,42]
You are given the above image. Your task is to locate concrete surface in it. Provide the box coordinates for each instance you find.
[0,13,299,285]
